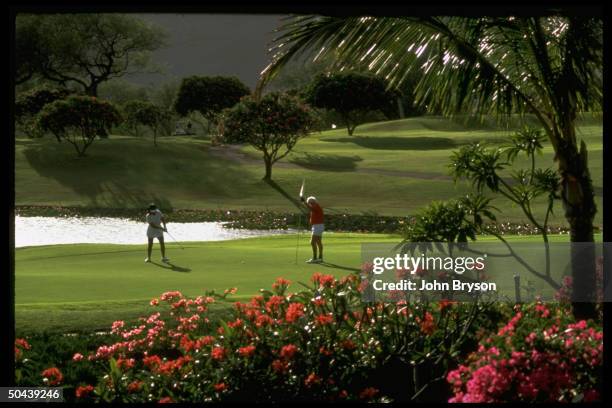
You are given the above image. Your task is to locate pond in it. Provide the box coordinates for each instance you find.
[14,216,295,248]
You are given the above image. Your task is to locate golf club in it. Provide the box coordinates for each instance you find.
[165,229,185,250]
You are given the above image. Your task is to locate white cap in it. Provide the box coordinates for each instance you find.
[306,196,317,204]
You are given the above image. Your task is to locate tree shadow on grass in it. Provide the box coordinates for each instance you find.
[150,261,191,273]
[289,152,362,172]
[264,179,307,214]
[20,137,251,209]
[323,136,459,150]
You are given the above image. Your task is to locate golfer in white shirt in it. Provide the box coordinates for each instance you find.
[145,203,169,263]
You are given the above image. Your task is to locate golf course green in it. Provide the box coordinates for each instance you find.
[15,115,603,224]
[15,233,601,334]
[15,115,603,334]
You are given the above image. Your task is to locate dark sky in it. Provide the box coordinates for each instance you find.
[127,14,285,89]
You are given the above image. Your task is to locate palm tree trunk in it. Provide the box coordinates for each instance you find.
[557,135,598,319]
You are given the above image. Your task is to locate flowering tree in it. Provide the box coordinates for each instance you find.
[15,87,74,139]
[220,92,315,180]
[37,95,122,157]
[122,100,172,146]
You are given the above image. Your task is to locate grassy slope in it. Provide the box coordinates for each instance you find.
[16,232,600,334]
[15,115,603,224]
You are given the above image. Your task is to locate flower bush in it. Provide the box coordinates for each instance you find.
[23,272,499,403]
[14,273,602,403]
[447,302,603,403]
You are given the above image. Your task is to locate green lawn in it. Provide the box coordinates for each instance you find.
[15,232,598,334]
[15,115,603,225]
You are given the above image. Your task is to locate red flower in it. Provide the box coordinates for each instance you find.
[418,312,436,335]
[160,291,182,301]
[15,338,31,350]
[116,358,135,370]
[359,387,379,400]
[180,335,194,352]
[214,382,227,392]
[271,359,288,373]
[265,295,285,312]
[272,277,291,291]
[158,396,174,403]
[41,367,63,386]
[439,299,456,312]
[319,346,333,356]
[238,345,256,358]
[227,318,244,329]
[304,372,322,388]
[75,385,94,399]
[341,339,357,350]
[280,344,298,359]
[195,336,215,349]
[211,347,226,361]
[128,380,143,393]
[255,314,275,327]
[315,313,334,326]
[143,355,162,369]
[285,302,305,323]
[311,272,335,287]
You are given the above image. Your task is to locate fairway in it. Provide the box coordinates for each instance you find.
[15,115,603,225]
[15,232,597,334]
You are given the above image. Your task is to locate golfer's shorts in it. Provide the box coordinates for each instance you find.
[147,227,164,239]
[311,224,325,236]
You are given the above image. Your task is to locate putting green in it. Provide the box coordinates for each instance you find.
[15,233,595,334]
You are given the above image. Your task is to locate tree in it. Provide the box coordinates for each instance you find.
[304,72,398,135]
[15,87,74,139]
[15,14,166,96]
[123,100,172,146]
[219,93,315,180]
[174,76,250,135]
[148,79,181,137]
[259,15,603,319]
[98,79,151,107]
[37,95,122,156]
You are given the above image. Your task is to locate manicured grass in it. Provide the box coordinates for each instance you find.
[15,232,599,334]
[15,115,602,224]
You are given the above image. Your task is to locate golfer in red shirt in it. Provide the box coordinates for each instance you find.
[301,195,324,263]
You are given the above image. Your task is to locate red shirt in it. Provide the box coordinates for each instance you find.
[309,202,324,225]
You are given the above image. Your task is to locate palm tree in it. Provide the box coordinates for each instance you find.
[258,15,603,318]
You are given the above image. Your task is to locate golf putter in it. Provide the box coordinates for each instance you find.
[165,229,185,250]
